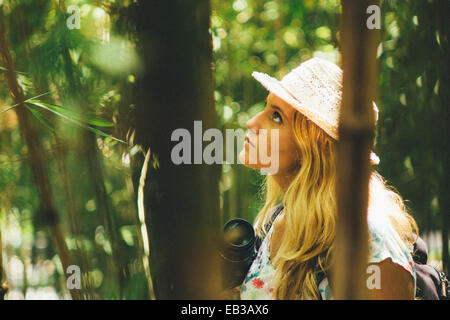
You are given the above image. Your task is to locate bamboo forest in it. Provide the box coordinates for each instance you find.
[0,0,449,301]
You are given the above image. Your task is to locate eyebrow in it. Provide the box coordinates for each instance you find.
[269,103,287,120]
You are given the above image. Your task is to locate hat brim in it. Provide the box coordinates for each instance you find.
[251,71,380,165]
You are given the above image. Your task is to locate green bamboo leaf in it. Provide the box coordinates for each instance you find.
[0,103,19,116]
[26,99,115,127]
[0,92,51,116]
[25,104,56,133]
[0,65,26,74]
[26,101,127,144]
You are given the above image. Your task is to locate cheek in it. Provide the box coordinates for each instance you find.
[268,128,296,152]
[275,133,300,167]
[238,126,299,171]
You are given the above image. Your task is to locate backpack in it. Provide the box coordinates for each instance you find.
[255,204,450,300]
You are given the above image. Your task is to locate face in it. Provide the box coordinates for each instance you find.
[239,93,301,176]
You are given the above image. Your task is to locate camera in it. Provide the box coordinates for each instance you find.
[220,218,257,290]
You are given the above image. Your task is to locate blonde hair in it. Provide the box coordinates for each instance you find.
[254,111,418,300]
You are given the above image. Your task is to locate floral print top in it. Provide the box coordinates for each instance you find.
[240,208,416,300]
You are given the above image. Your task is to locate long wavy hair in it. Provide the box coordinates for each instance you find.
[254,111,418,300]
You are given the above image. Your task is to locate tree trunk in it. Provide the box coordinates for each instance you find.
[132,0,221,299]
[333,0,380,300]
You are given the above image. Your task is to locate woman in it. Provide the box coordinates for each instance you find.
[237,57,418,300]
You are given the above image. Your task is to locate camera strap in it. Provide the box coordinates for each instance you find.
[254,204,330,299]
[254,204,285,253]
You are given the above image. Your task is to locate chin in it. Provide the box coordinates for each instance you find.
[238,148,260,170]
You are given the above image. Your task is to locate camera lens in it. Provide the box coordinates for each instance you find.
[221,218,257,289]
[223,219,254,247]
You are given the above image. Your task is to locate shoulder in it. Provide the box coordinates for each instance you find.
[366,208,416,289]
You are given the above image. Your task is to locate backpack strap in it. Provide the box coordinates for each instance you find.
[437,269,450,300]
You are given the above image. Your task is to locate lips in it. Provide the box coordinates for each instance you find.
[245,135,256,148]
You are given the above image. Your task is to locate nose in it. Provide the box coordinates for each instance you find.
[246,111,263,135]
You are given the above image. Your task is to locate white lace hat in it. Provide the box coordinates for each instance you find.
[252,57,380,165]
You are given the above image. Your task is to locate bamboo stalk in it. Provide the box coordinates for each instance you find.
[53,137,95,299]
[0,8,80,300]
[333,0,380,300]
[15,3,94,297]
[137,148,156,299]
[54,2,127,296]
[133,0,221,299]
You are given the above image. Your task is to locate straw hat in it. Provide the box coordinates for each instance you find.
[252,57,380,165]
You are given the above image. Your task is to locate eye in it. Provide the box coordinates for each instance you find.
[272,111,283,124]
